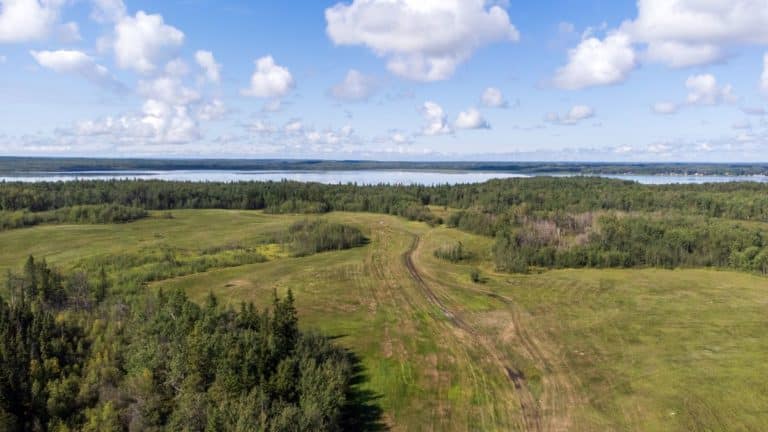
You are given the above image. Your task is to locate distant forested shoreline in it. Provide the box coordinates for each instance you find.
[2,157,768,176]
[3,177,768,276]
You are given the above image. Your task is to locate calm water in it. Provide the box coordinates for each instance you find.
[1,170,767,185]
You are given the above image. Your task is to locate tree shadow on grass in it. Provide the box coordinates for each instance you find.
[339,349,388,431]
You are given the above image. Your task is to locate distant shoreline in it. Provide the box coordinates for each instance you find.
[2,157,768,177]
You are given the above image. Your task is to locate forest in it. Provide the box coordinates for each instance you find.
[1,257,358,432]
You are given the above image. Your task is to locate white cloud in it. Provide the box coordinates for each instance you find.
[553,31,636,90]
[326,0,519,81]
[66,68,215,146]
[545,105,595,125]
[762,53,768,97]
[455,107,489,129]
[330,69,377,102]
[195,50,221,83]
[685,74,735,105]
[30,49,121,90]
[242,55,294,98]
[642,40,721,68]
[621,0,768,68]
[72,99,200,145]
[652,101,678,115]
[138,99,199,143]
[138,76,199,106]
[553,0,768,88]
[420,101,451,135]
[0,0,64,42]
[113,11,185,73]
[197,99,226,121]
[481,87,507,108]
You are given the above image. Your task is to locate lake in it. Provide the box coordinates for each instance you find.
[1,170,767,185]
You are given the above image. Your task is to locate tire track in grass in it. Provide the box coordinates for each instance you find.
[404,234,543,432]
[370,224,499,430]
[479,290,585,432]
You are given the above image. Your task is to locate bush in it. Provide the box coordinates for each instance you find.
[286,219,367,256]
[434,241,469,262]
[469,268,482,283]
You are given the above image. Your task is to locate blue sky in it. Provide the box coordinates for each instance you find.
[0,0,767,161]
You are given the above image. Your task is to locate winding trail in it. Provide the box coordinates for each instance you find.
[403,235,544,432]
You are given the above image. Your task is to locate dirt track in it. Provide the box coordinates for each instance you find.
[403,235,544,432]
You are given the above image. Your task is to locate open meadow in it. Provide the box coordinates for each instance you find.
[2,209,766,431]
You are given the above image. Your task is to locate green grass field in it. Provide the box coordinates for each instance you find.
[2,210,767,431]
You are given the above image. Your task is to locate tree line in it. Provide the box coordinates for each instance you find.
[0,204,147,231]
[493,214,768,274]
[3,177,768,225]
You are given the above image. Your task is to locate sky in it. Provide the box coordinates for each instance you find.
[0,0,767,162]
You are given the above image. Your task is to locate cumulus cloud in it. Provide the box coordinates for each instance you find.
[330,69,377,102]
[652,74,736,115]
[420,101,451,135]
[481,87,507,108]
[113,11,185,73]
[553,1,768,88]
[242,55,294,98]
[30,49,122,90]
[621,0,768,68]
[0,0,65,42]
[455,107,489,129]
[195,50,221,83]
[138,76,200,106]
[71,100,200,145]
[555,0,768,89]
[545,105,595,125]
[652,101,678,115]
[553,31,636,90]
[64,68,224,147]
[685,74,735,105]
[325,0,519,81]
[642,40,721,68]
